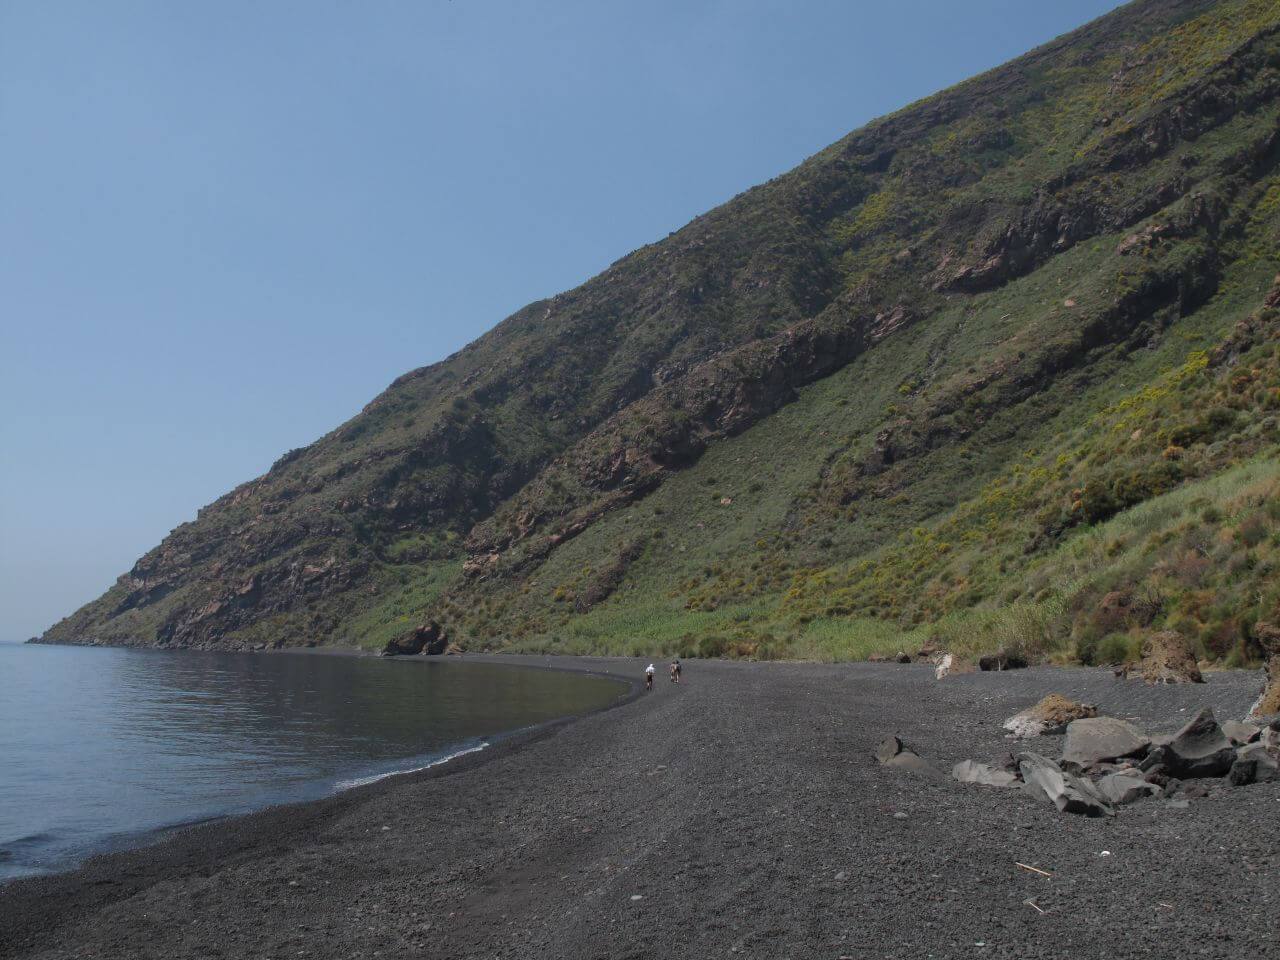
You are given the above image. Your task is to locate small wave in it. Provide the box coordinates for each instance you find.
[333,743,487,791]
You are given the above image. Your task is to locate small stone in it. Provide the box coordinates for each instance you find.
[630,895,643,901]
[834,871,847,881]
[893,811,909,820]
[874,735,906,764]
[886,750,946,779]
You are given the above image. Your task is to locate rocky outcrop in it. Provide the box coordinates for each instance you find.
[1136,630,1203,684]
[383,620,447,657]
[1251,622,1280,717]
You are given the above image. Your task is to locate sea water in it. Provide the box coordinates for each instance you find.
[0,643,625,881]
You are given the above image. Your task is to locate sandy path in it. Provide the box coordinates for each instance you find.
[2,657,1276,959]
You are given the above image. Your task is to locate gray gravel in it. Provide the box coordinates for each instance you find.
[2,658,1277,959]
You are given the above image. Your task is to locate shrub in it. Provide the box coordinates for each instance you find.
[1094,631,1139,665]
[698,634,728,658]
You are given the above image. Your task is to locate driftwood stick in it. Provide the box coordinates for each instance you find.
[1015,862,1052,878]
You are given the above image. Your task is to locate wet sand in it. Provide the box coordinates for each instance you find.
[2,657,1277,959]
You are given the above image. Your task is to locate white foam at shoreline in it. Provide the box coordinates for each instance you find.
[334,743,488,792]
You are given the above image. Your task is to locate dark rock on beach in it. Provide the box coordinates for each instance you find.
[1017,751,1112,817]
[1095,772,1160,805]
[1060,717,1150,770]
[1163,707,1235,779]
[1236,741,1280,783]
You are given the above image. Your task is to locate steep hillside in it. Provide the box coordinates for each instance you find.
[40,0,1280,669]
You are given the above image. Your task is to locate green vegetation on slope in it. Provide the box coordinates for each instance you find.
[39,0,1280,672]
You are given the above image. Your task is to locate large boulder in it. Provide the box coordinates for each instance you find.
[1004,694,1097,739]
[1164,707,1236,778]
[1251,622,1280,717]
[1138,631,1203,684]
[1061,717,1150,770]
[1017,752,1113,817]
[383,620,446,657]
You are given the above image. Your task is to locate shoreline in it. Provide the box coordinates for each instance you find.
[0,652,641,890]
[3,659,1277,959]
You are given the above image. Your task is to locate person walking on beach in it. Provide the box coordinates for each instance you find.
[645,663,655,691]
[670,658,681,683]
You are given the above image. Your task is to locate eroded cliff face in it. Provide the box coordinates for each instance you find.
[39,0,1280,659]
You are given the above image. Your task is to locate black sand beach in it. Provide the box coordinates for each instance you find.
[2,657,1277,959]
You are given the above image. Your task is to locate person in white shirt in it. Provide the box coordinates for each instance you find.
[644,663,655,691]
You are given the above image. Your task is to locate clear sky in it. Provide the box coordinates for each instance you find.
[0,0,1126,642]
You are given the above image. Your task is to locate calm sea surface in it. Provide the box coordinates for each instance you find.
[0,643,626,882]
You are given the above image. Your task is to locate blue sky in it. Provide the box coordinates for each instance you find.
[0,0,1125,641]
